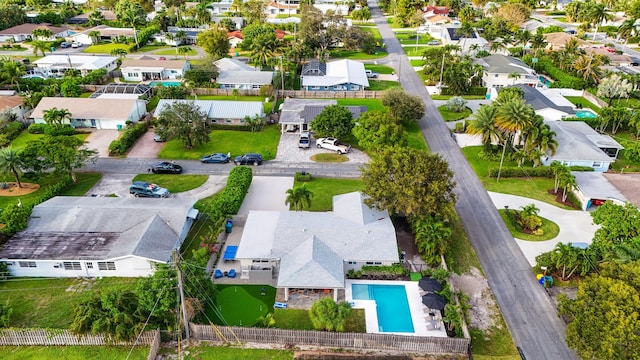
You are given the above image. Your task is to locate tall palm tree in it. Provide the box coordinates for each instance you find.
[530,33,547,51]
[508,71,521,85]
[495,98,535,181]
[31,40,48,57]
[589,3,613,40]
[0,147,24,188]
[120,9,145,49]
[550,161,569,193]
[250,34,279,69]
[467,105,500,151]
[618,18,638,46]
[175,30,188,45]
[412,217,452,265]
[1,61,25,92]
[195,0,213,25]
[454,22,475,54]
[43,107,72,128]
[178,46,191,59]
[560,172,577,202]
[285,184,314,211]
[88,30,101,45]
[573,54,603,85]
[517,29,532,57]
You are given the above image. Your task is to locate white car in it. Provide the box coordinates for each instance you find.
[71,42,82,48]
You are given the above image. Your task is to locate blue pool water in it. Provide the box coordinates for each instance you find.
[352,284,414,333]
[149,81,181,87]
[575,110,597,118]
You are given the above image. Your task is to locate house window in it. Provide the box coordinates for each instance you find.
[63,261,82,270]
[348,261,357,265]
[19,261,36,268]
[252,84,261,89]
[592,161,602,167]
[374,261,382,265]
[98,262,116,271]
[225,119,232,123]
[495,74,499,77]
[365,261,374,265]
[310,86,321,90]
[86,262,93,269]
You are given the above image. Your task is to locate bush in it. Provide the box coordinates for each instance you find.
[488,165,593,178]
[294,171,312,182]
[212,166,253,217]
[346,264,408,279]
[108,122,148,156]
[528,57,586,89]
[562,116,601,129]
[28,123,47,134]
[440,86,487,96]
[445,96,467,112]
[44,124,76,136]
[208,124,253,131]
[0,122,23,144]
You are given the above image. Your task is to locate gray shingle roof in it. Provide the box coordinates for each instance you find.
[216,70,274,86]
[572,171,627,202]
[511,84,575,114]
[479,55,533,75]
[547,121,623,163]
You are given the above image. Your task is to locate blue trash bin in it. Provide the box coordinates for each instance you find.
[225,220,232,234]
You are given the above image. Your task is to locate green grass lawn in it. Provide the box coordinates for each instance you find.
[292,178,363,211]
[136,44,170,53]
[445,215,482,275]
[329,50,387,60]
[154,47,197,56]
[461,146,575,209]
[147,96,160,112]
[363,64,395,74]
[186,95,275,114]
[336,98,385,112]
[438,105,472,122]
[58,172,102,196]
[498,209,560,241]
[132,174,208,193]
[431,95,487,100]
[184,345,293,359]
[402,120,428,151]
[0,346,149,360]
[210,285,276,326]
[83,43,129,54]
[395,32,433,45]
[367,80,400,91]
[9,130,89,150]
[0,277,137,328]
[564,96,601,114]
[410,59,426,66]
[158,125,280,160]
[273,308,365,332]
[471,325,519,360]
[79,92,92,98]
[358,26,383,43]
[310,153,349,162]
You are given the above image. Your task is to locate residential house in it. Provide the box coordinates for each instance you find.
[31,97,147,129]
[511,84,576,121]
[213,58,274,90]
[0,92,28,120]
[0,23,69,42]
[209,0,233,15]
[233,192,399,301]
[266,1,299,16]
[314,0,349,15]
[585,47,633,66]
[227,30,244,48]
[542,121,623,172]
[425,15,451,26]
[212,17,244,31]
[67,10,117,25]
[423,5,449,17]
[301,59,369,91]
[72,25,137,46]
[440,25,488,54]
[89,83,153,100]
[571,172,627,211]
[155,99,264,125]
[156,26,210,46]
[31,55,118,77]
[120,59,190,82]
[278,98,366,133]
[478,55,539,94]
[0,197,198,278]
[521,19,547,33]
[543,32,588,50]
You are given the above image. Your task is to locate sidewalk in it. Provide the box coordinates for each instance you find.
[488,192,600,266]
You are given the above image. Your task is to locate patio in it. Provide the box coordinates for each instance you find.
[275,288,346,309]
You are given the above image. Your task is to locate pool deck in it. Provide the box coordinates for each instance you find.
[345,280,447,338]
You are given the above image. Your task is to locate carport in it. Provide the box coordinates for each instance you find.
[572,172,627,210]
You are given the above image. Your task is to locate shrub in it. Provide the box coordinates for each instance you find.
[445,96,467,112]
[454,122,465,133]
[529,57,586,89]
[294,171,312,182]
[44,124,76,136]
[28,123,47,134]
[208,124,252,131]
[108,122,148,156]
[562,116,601,129]
[213,166,253,217]
[488,165,593,178]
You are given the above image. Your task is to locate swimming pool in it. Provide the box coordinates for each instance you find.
[352,284,414,333]
[149,81,181,87]
[575,109,597,118]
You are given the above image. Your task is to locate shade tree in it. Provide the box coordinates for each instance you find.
[156,102,210,149]
[352,111,407,151]
[310,105,354,139]
[381,89,425,122]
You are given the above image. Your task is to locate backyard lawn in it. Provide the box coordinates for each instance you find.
[403,120,429,151]
[461,146,575,210]
[274,307,365,332]
[437,105,472,122]
[336,98,385,112]
[155,47,197,56]
[132,174,208,193]
[58,172,102,196]
[395,32,433,45]
[158,125,280,160]
[291,177,363,211]
[210,285,276,327]
[367,80,401,91]
[0,346,149,360]
[329,50,387,60]
[363,64,395,74]
[0,277,137,328]
[10,130,89,150]
[83,43,129,54]
[564,96,601,114]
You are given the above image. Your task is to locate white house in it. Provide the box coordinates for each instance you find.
[440,25,488,54]
[0,197,198,278]
[278,98,366,133]
[314,0,348,15]
[0,23,69,42]
[32,55,118,77]
[234,192,399,301]
[120,59,190,82]
[72,25,137,45]
[301,59,369,91]
[542,121,624,172]
[512,84,576,121]
[31,97,147,129]
[214,58,275,89]
[266,1,299,16]
[0,92,28,120]
[155,99,264,125]
[478,55,539,93]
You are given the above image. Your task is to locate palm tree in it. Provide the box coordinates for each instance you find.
[194,0,213,25]
[88,30,101,45]
[508,71,521,85]
[175,30,188,45]
[467,105,500,151]
[589,3,613,40]
[43,107,72,128]
[495,98,535,181]
[560,172,577,202]
[164,32,175,46]
[31,28,53,40]
[178,46,191,59]
[530,33,547,52]
[250,34,279,69]
[110,48,128,58]
[454,22,475,54]
[550,161,569,193]
[120,9,144,49]
[573,54,603,85]
[1,61,25,92]
[31,40,48,57]
[285,184,314,211]
[551,243,580,280]
[412,217,452,265]
[517,29,532,57]
[0,147,24,188]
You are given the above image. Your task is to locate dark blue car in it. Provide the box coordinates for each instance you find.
[201,153,230,163]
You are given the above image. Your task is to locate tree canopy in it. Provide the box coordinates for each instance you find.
[196,27,230,58]
[309,297,352,332]
[156,101,210,149]
[310,105,354,139]
[20,135,96,183]
[382,89,425,122]
[352,111,407,151]
[361,147,456,218]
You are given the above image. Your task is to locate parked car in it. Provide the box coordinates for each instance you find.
[299,132,311,149]
[158,57,167,60]
[60,42,70,48]
[201,153,230,163]
[316,137,351,154]
[153,133,165,142]
[151,161,182,174]
[71,42,82,48]
[234,153,263,166]
[129,181,170,198]
[427,40,441,46]
[365,69,379,78]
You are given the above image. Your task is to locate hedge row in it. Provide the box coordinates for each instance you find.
[213,166,253,217]
[0,176,73,236]
[534,57,586,89]
[562,116,601,129]
[487,165,594,178]
[28,124,77,136]
[208,124,253,131]
[108,122,148,156]
[0,122,24,147]
[440,86,487,96]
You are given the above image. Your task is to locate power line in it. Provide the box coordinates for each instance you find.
[126,287,166,360]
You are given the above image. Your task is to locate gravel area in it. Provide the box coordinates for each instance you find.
[449,267,498,331]
[275,133,371,164]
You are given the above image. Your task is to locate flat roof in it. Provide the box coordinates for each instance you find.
[31,97,140,120]
[573,171,627,201]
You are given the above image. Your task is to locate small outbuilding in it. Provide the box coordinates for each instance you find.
[571,172,627,210]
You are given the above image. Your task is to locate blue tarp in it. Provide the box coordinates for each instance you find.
[223,245,238,260]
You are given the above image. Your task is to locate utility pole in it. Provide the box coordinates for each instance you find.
[279,56,285,91]
[173,251,190,341]
[438,53,445,95]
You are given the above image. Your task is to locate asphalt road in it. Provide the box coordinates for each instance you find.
[369,3,577,359]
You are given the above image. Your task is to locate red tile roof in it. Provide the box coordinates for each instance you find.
[424,6,449,15]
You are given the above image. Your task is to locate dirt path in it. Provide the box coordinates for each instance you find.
[449,267,498,332]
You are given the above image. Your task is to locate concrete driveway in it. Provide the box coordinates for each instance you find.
[127,130,164,158]
[238,176,294,215]
[275,133,370,163]
[84,130,119,158]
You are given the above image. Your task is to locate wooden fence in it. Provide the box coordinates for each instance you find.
[277,90,385,99]
[146,329,161,360]
[0,328,158,347]
[189,324,470,354]
[582,89,608,108]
